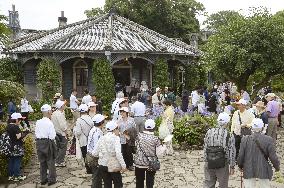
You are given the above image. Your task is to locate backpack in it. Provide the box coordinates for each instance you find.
[0,131,12,156]
[206,129,229,169]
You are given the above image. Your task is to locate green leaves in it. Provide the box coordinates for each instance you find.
[36,58,61,101]
[0,80,25,105]
[0,57,23,83]
[92,58,115,113]
[153,58,169,89]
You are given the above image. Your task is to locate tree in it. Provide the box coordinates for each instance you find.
[0,80,25,105]
[184,63,207,91]
[203,8,284,91]
[0,57,23,83]
[85,0,204,43]
[37,58,62,101]
[0,14,10,41]
[153,58,169,89]
[92,58,115,113]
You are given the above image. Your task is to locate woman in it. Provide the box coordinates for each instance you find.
[134,119,162,188]
[7,113,29,181]
[159,100,174,155]
[88,102,97,118]
[74,104,94,174]
[117,107,137,171]
[94,121,127,188]
[254,101,269,134]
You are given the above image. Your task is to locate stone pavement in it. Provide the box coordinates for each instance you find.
[1,128,284,188]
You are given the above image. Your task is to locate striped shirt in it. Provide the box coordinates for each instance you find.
[204,127,236,167]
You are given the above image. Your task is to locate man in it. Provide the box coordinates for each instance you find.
[35,104,57,186]
[91,94,103,114]
[203,112,236,188]
[163,87,169,100]
[131,96,146,133]
[265,93,280,141]
[20,97,30,128]
[152,87,164,106]
[238,118,281,188]
[51,100,68,167]
[191,88,200,110]
[167,88,176,106]
[70,89,80,128]
[87,114,105,188]
[82,89,92,105]
[7,99,16,119]
[231,99,255,158]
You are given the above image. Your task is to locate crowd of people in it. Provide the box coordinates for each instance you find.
[1,81,284,188]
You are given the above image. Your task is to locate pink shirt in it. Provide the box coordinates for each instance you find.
[266,100,280,118]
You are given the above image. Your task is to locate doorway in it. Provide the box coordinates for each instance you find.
[73,60,88,98]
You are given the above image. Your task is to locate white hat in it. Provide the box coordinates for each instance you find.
[145,119,155,130]
[106,121,118,131]
[54,93,61,98]
[236,99,247,105]
[92,114,105,124]
[79,104,89,112]
[11,113,24,120]
[88,102,97,108]
[119,107,129,113]
[41,104,52,112]
[55,100,65,109]
[265,93,276,98]
[217,112,231,125]
[251,118,264,129]
[156,87,161,93]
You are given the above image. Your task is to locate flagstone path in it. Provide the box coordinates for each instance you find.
[1,128,284,188]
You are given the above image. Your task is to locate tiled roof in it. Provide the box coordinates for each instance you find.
[7,13,200,56]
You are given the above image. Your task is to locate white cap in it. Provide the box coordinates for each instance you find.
[252,118,264,129]
[92,114,105,124]
[55,100,65,109]
[41,104,52,112]
[11,113,24,120]
[106,121,118,131]
[79,104,89,112]
[145,119,155,130]
[156,87,161,92]
[88,102,97,108]
[236,99,247,105]
[119,107,129,113]
[265,93,276,98]
[217,112,231,125]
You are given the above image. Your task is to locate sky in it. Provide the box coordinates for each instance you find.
[0,0,283,30]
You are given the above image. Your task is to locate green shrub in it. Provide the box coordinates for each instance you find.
[92,58,115,113]
[0,124,34,177]
[173,114,217,148]
[153,58,169,89]
[28,100,50,121]
[0,80,25,106]
[0,58,23,84]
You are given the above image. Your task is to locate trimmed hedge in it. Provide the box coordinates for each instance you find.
[0,124,34,177]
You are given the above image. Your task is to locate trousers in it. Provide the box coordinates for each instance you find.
[267,118,278,141]
[203,162,229,188]
[55,133,68,164]
[135,167,156,188]
[99,165,123,188]
[8,156,22,177]
[244,178,270,188]
[91,165,103,188]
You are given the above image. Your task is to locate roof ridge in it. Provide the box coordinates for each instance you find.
[45,14,109,49]
[114,15,197,54]
[7,16,100,51]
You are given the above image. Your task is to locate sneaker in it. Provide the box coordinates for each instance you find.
[14,175,26,181]
[8,176,14,181]
[55,162,66,167]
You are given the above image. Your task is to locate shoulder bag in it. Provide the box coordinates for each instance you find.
[137,137,160,171]
[239,111,251,136]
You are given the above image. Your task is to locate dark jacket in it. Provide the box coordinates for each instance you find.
[237,133,280,180]
[36,139,57,162]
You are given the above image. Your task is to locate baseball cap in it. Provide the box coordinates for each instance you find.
[11,113,25,120]
[265,93,276,98]
[251,118,264,129]
[55,100,65,109]
[41,104,52,112]
[145,119,155,130]
[156,87,161,93]
[78,104,89,112]
[88,102,97,108]
[119,107,129,113]
[92,114,105,124]
[236,99,247,105]
[106,121,118,131]
[217,112,230,125]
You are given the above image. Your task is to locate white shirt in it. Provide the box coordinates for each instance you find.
[87,127,103,155]
[35,117,56,139]
[51,110,68,136]
[94,132,126,169]
[231,110,255,135]
[191,90,199,106]
[70,94,79,109]
[20,98,29,112]
[74,114,94,147]
[131,101,146,117]
[82,94,92,105]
